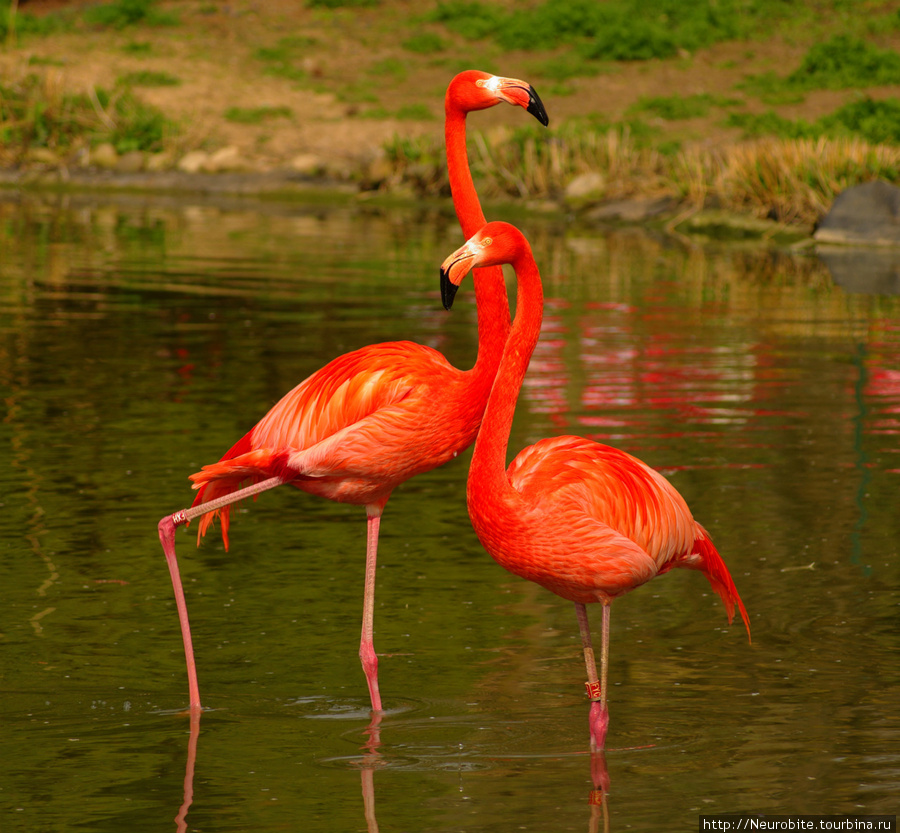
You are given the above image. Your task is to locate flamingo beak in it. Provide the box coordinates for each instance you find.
[440,269,459,310]
[439,246,477,310]
[526,86,549,127]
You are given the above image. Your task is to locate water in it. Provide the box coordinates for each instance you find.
[1,192,898,831]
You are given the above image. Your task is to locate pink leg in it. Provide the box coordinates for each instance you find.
[360,508,384,713]
[576,602,610,751]
[158,475,285,709]
[159,515,202,710]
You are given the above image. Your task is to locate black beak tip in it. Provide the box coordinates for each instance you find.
[440,269,459,310]
[528,88,549,127]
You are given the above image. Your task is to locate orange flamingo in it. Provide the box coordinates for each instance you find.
[440,222,751,750]
[157,72,549,711]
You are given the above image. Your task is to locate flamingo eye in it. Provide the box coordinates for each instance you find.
[481,237,493,248]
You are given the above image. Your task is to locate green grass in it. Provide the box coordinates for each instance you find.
[741,35,900,104]
[1,0,70,40]
[118,70,181,87]
[787,34,900,89]
[428,0,810,59]
[402,32,447,54]
[122,41,154,55]
[395,103,434,120]
[0,74,176,158]
[82,0,178,30]
[630,93,741,120]
[727,96,900,145]
[224,105,293,125]
[255,36,318,83]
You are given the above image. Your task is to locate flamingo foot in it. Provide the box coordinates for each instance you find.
[158,511,189,552]
[589,701,609,752]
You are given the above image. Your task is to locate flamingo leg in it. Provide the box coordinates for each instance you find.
[575,602,610,751]
[360,508,384,713]
[158,475,285,709]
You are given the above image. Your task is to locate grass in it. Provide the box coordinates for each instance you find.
[427,0,825,59]
[385,120,900,224]
[255,37,318,83]
[630,93,741,121]
[728,96,900,146]
[118,70,181,87]
[224,106,293,125]
[0,73,177,162]
[82,0,178,30]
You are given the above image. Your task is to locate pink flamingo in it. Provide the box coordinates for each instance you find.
[157,72,548,711]
[440,222,751,749]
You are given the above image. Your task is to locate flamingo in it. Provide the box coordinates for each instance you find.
[439,222,751,750]
[157,71,549,712]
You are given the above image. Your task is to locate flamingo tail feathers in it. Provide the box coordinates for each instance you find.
[188,433,289,550]
[681,525,751,643]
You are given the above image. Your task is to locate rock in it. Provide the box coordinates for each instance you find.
[564,172,606,207]
[116,151,145,173]
[91,142,119,170]
[25,147,60,165]
[290,153,325,176]
[177,150,209,173]
[814,180,900,247]
[205,145,243,172]
[586,196,677,224]
[145,151,176,172]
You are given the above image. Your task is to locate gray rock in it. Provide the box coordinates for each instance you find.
[814,180,900,247]
[585,196,676,223]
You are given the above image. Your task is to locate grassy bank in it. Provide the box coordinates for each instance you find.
[2,0,900,225]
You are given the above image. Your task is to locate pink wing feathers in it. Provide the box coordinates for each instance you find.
[505,435,751,639]
[190,341,459,547]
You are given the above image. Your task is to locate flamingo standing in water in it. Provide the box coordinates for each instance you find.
[157,72,549,711]
[440,222,751,749]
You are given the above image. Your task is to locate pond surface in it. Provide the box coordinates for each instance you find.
[1,191,898,832]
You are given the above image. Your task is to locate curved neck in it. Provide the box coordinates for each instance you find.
[468,248,543,499]
[445,105,511,376]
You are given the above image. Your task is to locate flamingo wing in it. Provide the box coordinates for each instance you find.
[190,341,460,546]
[508,435,697,570]
[501,435,750,639]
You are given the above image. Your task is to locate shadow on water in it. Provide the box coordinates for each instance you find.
[1,193,899,831]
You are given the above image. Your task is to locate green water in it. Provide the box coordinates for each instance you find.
[1,194,898,831]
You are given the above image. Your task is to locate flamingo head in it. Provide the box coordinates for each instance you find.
[446,70,549,126]
[440,221,530,310]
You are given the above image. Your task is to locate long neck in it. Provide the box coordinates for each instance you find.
[445,105,511,378]
[468,249,543,502]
